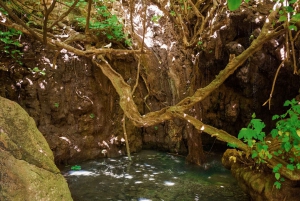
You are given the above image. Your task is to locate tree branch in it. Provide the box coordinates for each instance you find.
[85,0,92,35]
[42,0,57,45]
[0,0,43,43]
[49,0,80,29]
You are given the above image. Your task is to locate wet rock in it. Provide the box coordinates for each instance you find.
[223,149,300,201]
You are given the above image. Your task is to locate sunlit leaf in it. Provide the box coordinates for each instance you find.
[275,172,281,180]
[279,15,287,22]
[291,13,300,23]
[272,115,280,120]
[252,150,258,158]
[273,163,282,173]
[284,99,292,106]
[227,142,238,148]
[71,165,81,170]
[287,164,295,171]
[227,0,242,11]
[285,6,294,13]
[274,181,281,189]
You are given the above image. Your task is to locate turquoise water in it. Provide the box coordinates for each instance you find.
[61,150,250,201]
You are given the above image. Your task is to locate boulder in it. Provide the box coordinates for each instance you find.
[0,96,72,201]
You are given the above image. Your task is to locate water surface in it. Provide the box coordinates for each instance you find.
[61,150,250,201]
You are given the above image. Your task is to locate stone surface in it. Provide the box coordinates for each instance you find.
[222,149,300,201]
[0,96,72,201]
[0,1,299,164]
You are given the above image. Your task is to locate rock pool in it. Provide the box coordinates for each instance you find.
[61,150,250,201]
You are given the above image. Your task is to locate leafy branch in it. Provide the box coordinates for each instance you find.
[230,99,300,189]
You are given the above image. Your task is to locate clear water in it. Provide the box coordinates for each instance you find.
[61,150,250,201]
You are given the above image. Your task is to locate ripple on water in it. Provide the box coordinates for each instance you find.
[61,150,250,201]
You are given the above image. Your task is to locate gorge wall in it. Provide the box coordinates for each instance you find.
[0,1,299,165]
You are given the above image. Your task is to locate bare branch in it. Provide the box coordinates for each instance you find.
[85,0,92,34]
[0,0,43,43]
[49,0,80,29]
[43,0,57,45]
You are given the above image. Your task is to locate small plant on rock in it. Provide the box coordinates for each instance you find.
[229,99,300,189]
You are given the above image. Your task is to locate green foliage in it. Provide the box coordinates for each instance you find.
[228,0,300,31]
[231,99,300,189]
[71,165,81,170]
[28,67,46,76]
[73,2,131,46]
[170,10,176,17]
[54,103,59,108]
[0,27,23,65]
[227,0,242,11]
[227,142,238,148]
[90,113,95,118]
[151,15,162,23]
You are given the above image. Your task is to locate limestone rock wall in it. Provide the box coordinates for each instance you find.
[0,96,72,201]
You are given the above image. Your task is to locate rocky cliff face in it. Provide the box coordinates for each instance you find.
[0,1,299,164]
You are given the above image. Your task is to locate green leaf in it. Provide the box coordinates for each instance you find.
[227,142,238,148]
[71,165,81,171]
[285,6,294,13]
[33,67,41,72]
[273,163,282,173]
[289,25,297,31]
[274,181,281,189]
[275,172,281,180]
[289,157,295,163]
[279,15,287,22]
[284,142,292,152]
[287,164,295,171]
[252,113,256,118]
[252,150,258,158]
[291,13,300,22]
[272,115,280,120]
[284,100,293,106]
[227,0,242,11]
[170,10,176,16]
[267,153,273,159]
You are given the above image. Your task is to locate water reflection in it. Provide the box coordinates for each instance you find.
[61,150,250,201]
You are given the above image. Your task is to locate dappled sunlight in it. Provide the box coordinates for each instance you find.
[254,15,263,23]
[61,150,248,200]
[59,136,71,144]
[279,46,286,60]
[38,80,48,90]
[68,170,98,176]
[123,0,175,52]
[25,77,33,85]
[163,181,175,186]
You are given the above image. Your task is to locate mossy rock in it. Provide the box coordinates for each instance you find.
[0,96,72,201]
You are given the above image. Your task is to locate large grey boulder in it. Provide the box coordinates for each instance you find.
[0,96,73,201]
